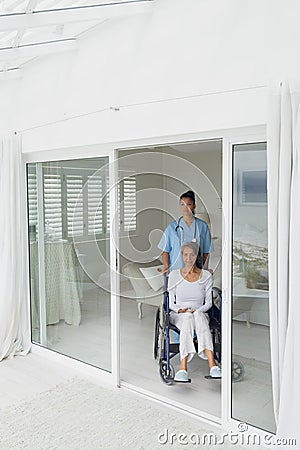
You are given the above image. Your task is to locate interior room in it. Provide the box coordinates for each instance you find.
[2,1,299,446]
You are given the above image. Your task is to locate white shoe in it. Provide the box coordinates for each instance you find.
[174,369,189,382]
[210,366,222,378]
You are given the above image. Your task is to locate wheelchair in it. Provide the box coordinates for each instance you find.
[153,283,244,385]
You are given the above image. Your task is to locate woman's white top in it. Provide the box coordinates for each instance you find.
[168,269,213,313]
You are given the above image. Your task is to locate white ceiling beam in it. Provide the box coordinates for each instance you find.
[0,67,21,78]
[0,38,76,61]
[25,0,39,14]
[12,0,39,47]
[0,1,153,32]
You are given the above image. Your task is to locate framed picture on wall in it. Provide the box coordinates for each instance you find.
[240,169,267,205]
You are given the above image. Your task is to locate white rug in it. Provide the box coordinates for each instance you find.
[0,377,246,450]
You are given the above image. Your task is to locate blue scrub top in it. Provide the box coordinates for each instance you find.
[158,217,212,270]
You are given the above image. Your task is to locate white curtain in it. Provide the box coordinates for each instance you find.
[0,134,31,361]
[268,81,300,444]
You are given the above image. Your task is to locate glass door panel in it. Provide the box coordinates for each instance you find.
[231,142,275,432]
[118,144,223,418]
[27,157,111,371]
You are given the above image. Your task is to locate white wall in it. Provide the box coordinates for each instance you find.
[1,0,298,153]
[163,144,223,285]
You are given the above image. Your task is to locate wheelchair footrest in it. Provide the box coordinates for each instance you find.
[174,378,191,383]
[204,375,221,379]
[164,376,174,382]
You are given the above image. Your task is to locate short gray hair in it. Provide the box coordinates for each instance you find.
[181,241,202,268]
[181,241,199,255]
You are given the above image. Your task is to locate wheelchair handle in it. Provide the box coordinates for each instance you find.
[164,272,168,291]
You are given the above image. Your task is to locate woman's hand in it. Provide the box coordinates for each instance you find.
[178,307,195,313]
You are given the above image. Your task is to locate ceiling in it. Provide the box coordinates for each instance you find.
[0,0,153,76]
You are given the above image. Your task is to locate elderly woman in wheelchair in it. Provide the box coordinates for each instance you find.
[168,242,222,382]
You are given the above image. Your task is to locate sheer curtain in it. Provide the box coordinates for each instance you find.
[268,81,300,444]
[0,134,31,361]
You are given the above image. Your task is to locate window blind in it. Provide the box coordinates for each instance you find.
[66,175,84,237]
[87,175,103,235]
[27,168,137,239]
[122,177,137,231]
[27,173,38,228]
[43,173,62,238]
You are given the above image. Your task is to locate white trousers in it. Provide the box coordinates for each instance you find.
[170,310,214,362]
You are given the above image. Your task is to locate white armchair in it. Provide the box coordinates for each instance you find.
[122,261,164,319]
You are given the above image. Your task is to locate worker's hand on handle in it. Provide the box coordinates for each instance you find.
[158,266,169,275]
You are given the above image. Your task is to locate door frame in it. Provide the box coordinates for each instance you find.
[22,124,268,433]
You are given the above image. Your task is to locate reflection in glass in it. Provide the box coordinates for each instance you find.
[232,143,275,432]
[27,158,111,371]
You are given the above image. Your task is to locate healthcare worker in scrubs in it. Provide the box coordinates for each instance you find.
[158,190,212,272]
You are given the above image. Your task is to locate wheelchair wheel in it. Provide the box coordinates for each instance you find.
[213,329,221,364]
[154,308,160,360]
[212,287,221,309]
[159,360,175,385]
[232,360,245,382]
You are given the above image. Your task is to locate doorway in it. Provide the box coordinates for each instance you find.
[117,140,222,419]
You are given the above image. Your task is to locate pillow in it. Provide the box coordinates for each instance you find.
[139,265,164,292]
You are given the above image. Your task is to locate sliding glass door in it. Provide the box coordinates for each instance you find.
[231,142,275,432]
[25,135,276,434]
[27,157,112,371]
